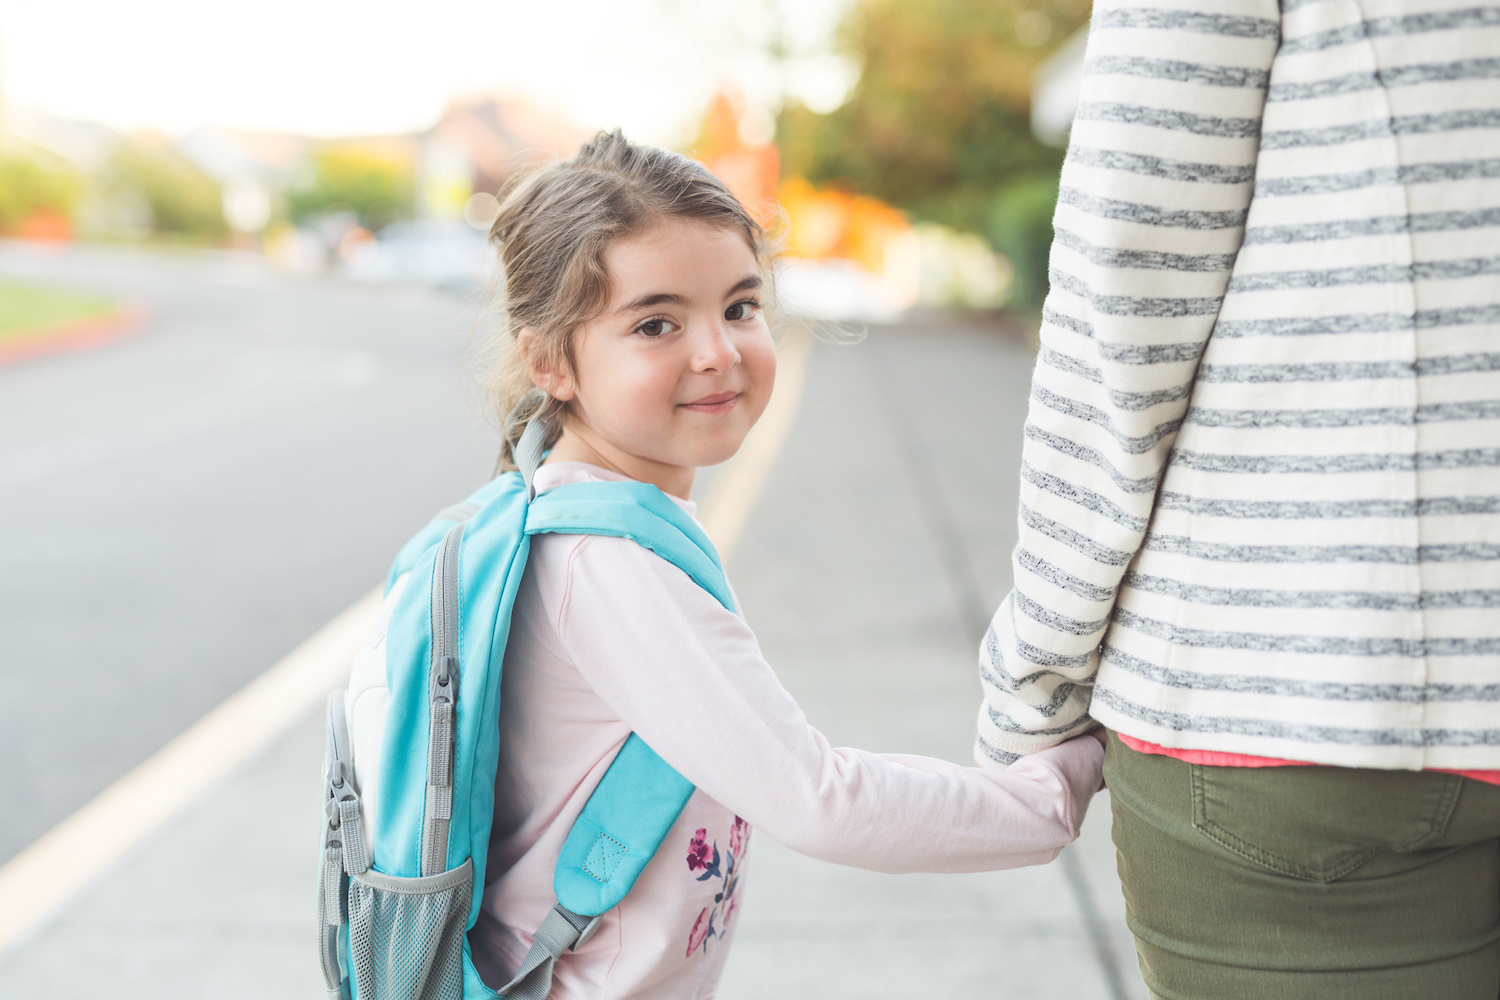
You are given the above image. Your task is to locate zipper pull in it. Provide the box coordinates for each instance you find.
[431,654,459,704]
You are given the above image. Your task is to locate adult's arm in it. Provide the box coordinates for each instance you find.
[976,0,1279,764]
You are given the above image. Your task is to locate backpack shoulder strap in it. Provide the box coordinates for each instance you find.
[496,479,729,999]
[523,479,735,612]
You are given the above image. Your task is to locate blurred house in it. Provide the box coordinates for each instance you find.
[1,106,118,172]
[176,97,586,285]
[418,96,590,221]
[176,128,309,235]
[309,97,587,289]
[172,96,587,239]
[340,97,589,289]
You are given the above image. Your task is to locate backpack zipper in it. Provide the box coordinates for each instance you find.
[319,692,366,994]
[421,522,465,877]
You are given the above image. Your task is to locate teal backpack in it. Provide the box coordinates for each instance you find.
[317,417,732,999]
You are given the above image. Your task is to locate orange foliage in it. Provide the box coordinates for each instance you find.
[17,210,73,243]
[694,92,780,226]
[693,89,911,273]
[777,177,910,273]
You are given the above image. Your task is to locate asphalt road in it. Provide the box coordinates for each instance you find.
[0,242,498,865]
[0,243,1145,998]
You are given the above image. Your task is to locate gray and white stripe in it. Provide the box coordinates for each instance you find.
[977,0,1500,772]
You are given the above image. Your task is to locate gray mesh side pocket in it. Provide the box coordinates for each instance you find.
[348,859,473,1000]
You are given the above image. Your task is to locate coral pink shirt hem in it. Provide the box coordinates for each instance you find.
[1117,735,1500,786]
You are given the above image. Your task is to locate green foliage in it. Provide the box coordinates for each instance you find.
[778,0,1086,310]
[287,147,414,230]
[0,157,82,231]
[107,141,228,240]
[986,172,1060,312]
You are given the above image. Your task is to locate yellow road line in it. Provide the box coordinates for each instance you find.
[0,326,812,951]
[699,325,812,563]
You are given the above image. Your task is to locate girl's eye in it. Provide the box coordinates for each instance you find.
[635,317,677,338]
[725,299,760,322]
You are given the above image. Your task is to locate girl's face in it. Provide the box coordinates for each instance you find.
[530,218,777,498]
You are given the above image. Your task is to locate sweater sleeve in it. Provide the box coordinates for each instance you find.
[542,533,1103,875]
[975,0,1279,765]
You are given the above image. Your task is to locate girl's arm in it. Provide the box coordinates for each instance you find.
[540,532,1103,875]
[977,0,1279,764]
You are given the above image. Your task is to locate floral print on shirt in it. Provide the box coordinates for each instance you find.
[684,816,750,957]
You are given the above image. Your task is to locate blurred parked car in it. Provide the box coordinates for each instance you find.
[342,218,495,292]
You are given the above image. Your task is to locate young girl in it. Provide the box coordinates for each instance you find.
[469,130,1103,998]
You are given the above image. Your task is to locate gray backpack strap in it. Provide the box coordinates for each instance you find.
[499,905,602,1000]
[319,691,367,1000]
[328,694,369,876]
[514,411,553,502]
[505,387,557,502]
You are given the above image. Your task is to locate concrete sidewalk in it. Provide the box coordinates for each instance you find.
[0,321,1148,998]
[0,709,1139,999]
[714,324,1143,999]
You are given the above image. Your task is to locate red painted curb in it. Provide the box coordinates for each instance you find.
[0,303,151,369]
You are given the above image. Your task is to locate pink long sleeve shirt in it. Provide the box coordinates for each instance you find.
[468,462,1104,999]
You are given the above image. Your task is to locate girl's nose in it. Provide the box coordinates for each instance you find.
[691,320,741,373]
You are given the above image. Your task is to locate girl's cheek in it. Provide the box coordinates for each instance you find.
[748,335,777,390]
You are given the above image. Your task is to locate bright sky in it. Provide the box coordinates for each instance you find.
[0,0,857,142]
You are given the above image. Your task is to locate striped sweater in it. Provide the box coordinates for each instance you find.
[977,0,1500,770]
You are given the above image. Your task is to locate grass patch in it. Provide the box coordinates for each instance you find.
[0,279,118,346]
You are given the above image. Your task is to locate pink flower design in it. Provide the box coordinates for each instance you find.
[685,907,711,957]
[683,817,743,958]
[729,816,748,856]
[686,828,712,872]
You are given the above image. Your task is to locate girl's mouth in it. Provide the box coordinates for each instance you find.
[680,391,740,414]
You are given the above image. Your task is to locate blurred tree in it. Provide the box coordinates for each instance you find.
[690,91,781,225]
[288,146,415,230]
[777,0,1087,309]
[987,172,1061,312]
[0,155,82,234]
[106,138,228,241]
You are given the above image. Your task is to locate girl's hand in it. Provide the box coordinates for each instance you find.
[1086,728,1108,789]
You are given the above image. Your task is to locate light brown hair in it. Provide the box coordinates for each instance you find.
[481,129,771,470]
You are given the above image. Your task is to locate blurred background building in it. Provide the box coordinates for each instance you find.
[0,0,1089,320]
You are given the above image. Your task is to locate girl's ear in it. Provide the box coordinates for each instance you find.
[518,327,576,402]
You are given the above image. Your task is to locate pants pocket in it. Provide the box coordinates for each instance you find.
[347,859,473,1000]
[1190,764,1460,883]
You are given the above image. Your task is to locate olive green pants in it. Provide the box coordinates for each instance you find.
[1104,731,1500,999]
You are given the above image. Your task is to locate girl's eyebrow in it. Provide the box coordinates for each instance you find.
[620,291,689,312]
[724,275,762,298]
[618,275,762,313]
